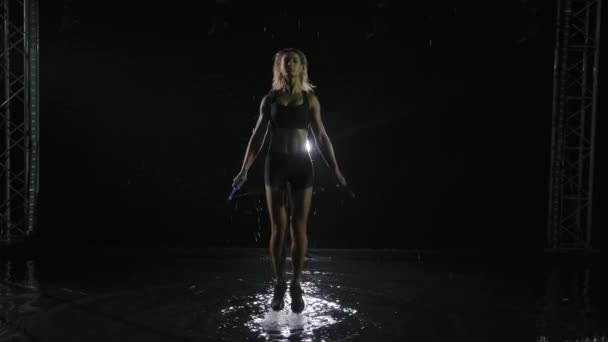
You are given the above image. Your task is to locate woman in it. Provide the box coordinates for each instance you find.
[232,48,347,313]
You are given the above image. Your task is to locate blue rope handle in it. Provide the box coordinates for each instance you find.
[337,184,357,199]
[227,186,239,201]
[227,187,264,201]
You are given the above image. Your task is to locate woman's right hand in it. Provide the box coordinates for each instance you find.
[232,170,248,189]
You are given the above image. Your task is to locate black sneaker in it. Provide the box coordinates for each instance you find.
[270,281,287,311]
[290,283,305,313]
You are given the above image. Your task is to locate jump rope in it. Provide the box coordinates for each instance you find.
[226,175,357,275]
[227,183,356,203]
[225,149,358,253]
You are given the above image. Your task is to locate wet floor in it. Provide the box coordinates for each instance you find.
[0,248,606,341]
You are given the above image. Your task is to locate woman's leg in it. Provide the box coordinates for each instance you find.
[265,185,289,285]
[289,185,313,285]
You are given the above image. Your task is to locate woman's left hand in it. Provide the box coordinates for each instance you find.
[333,167,347,187]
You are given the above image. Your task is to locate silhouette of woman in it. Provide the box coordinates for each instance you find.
[232,48,347,313]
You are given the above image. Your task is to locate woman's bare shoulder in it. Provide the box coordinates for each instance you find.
[305,91,320,109]
[259,91,276,115]
[305,91,317,100]
[261,90,278,104]
[264,90,279,102]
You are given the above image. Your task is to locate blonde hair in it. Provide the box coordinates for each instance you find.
[271,48,316,93]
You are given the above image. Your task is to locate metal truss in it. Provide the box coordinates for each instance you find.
[0,0,39,243]
[547,0,601,250]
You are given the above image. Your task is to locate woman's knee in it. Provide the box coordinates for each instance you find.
[290,229,307,246]
[290,220,308,235]
[268,202,288,232]
[271,222,287,234]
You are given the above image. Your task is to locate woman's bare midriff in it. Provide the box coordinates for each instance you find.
[268,127,309,154]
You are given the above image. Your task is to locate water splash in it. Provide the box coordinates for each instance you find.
[256,310,309,339]
[216,279,366,341]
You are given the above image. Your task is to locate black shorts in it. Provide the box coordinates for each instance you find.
[264,151,314,190]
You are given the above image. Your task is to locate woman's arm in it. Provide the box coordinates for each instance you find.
[238,95,271,173]
[309,93,341,171]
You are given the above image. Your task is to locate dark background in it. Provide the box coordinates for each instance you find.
[38,0,605,250]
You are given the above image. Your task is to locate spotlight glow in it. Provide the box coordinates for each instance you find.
[305,140,311,152]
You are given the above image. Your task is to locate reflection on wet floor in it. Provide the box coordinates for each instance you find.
[221,279,364,341]
[0,250,607,341]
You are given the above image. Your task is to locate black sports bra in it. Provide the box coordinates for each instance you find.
[268,91,310,130]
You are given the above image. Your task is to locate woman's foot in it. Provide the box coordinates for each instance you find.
[289,282,305,313]
[270,281,287,311]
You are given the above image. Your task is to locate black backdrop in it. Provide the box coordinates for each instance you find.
[38,0,606,250]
